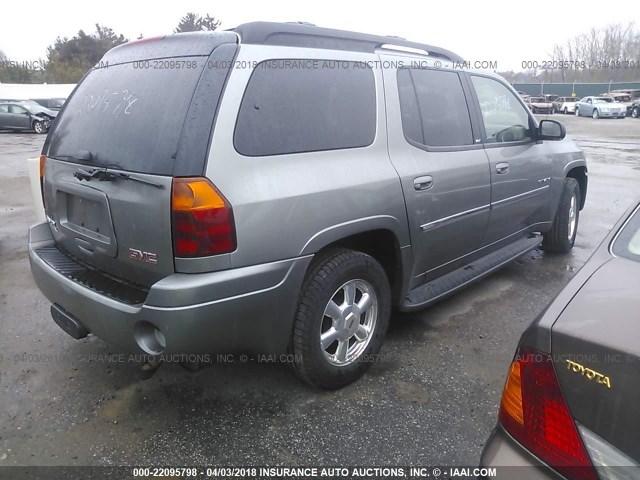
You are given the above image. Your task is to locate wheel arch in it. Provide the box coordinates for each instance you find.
[566,165,587,210]
[300,220,411,306]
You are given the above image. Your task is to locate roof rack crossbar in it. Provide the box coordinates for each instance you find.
[232,22,463,62]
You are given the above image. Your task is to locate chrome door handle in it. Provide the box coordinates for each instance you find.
[496,162,509,174]
[414,175,433,191]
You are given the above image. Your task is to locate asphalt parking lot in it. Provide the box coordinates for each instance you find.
[1,114,640,467]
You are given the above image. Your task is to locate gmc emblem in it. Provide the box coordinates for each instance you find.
[128,248,158,265]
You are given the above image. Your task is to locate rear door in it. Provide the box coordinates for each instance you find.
[42,33,238,287]
[383,61,491,281]
[469,74,552,245]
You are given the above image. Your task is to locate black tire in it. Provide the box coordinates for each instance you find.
[542,177,581,254]
[575,107,580,117]
[592,109,599,119]
[564,107,568,114]
[632,107,640,119]
[291,249,391,389]
[33,120,47,134]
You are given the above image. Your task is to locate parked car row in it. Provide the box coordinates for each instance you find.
[519,88,640,119]
[0,98,66,133]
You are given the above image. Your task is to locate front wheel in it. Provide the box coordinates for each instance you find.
[542,177,581,254]
[632,107,639,118]
[592,109,599,119]
[564,107,568,114]
[33,120,47,134]
[291,249,391,389]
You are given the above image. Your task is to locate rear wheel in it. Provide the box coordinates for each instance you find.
[33,120,47,134]
[542,177,581,254]
[564,107,568,114]
[592,109,599,119]
[575,107,580,116]
[291,249,391,389]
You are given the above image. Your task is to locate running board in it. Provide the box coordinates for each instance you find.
[401,234,542,312]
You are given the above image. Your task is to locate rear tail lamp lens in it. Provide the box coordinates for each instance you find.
[498,348,598,480]
[171,177,236,257]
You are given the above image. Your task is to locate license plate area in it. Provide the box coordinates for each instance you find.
[53,181,117,257]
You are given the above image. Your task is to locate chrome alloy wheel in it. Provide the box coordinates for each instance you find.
[568,193,577,241]
[320,279,378,366]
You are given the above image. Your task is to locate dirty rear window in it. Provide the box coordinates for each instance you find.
[47,57,206,175]
[612,206,640,262]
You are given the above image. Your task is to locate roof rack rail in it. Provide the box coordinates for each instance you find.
[232,21,463,62]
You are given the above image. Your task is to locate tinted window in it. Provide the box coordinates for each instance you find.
[612,207,640,263]
[47,57,212,175]
[471,75,532,143]
[234,60,376,156]
[397,68,473,147]
[0,105,8,113]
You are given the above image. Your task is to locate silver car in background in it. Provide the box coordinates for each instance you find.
[575,96,626,119]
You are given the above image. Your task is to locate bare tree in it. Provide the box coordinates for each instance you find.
[546,23,640,83]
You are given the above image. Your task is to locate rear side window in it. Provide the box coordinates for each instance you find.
[397,68,473,147]
[47,57,208,175]
[612,207,640,263]
[234,60,376,156]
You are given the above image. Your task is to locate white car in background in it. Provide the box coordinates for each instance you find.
[552,96,579,114]
[575,96,626,119]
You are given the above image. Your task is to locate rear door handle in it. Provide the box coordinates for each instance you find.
[414,175,433,191]
[496,162,509,174]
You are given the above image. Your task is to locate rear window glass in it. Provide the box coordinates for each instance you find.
[234,60,376,156]
[47,57,207,175]
[397,68,473,147]
[612,206,640,263]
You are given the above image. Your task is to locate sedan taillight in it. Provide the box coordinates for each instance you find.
[499,347,598,480]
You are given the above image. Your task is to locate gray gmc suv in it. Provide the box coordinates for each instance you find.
[29,22,587,389]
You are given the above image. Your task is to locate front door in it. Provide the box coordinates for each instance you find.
[8,105,31,129]
[469,74,552,245]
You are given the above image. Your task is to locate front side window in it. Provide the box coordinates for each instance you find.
[9,105,27,114]
[397,68,473,147]
[234,60,376,156]
[471,75,532,143]
[0,104,8,113]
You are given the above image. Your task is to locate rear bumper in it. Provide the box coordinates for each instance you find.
[29,222,312,355]
[480,426,563,479]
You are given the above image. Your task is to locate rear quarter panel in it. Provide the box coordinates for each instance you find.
[204,45,410,269]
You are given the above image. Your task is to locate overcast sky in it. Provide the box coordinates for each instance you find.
[2,0,639,70]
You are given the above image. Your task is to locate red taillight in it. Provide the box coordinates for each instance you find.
[499,348,597,480]
[171,177,236,257]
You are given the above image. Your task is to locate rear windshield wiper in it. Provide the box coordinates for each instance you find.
[73,167,163,189]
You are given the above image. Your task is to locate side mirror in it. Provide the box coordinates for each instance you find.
[538,119,566,141]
